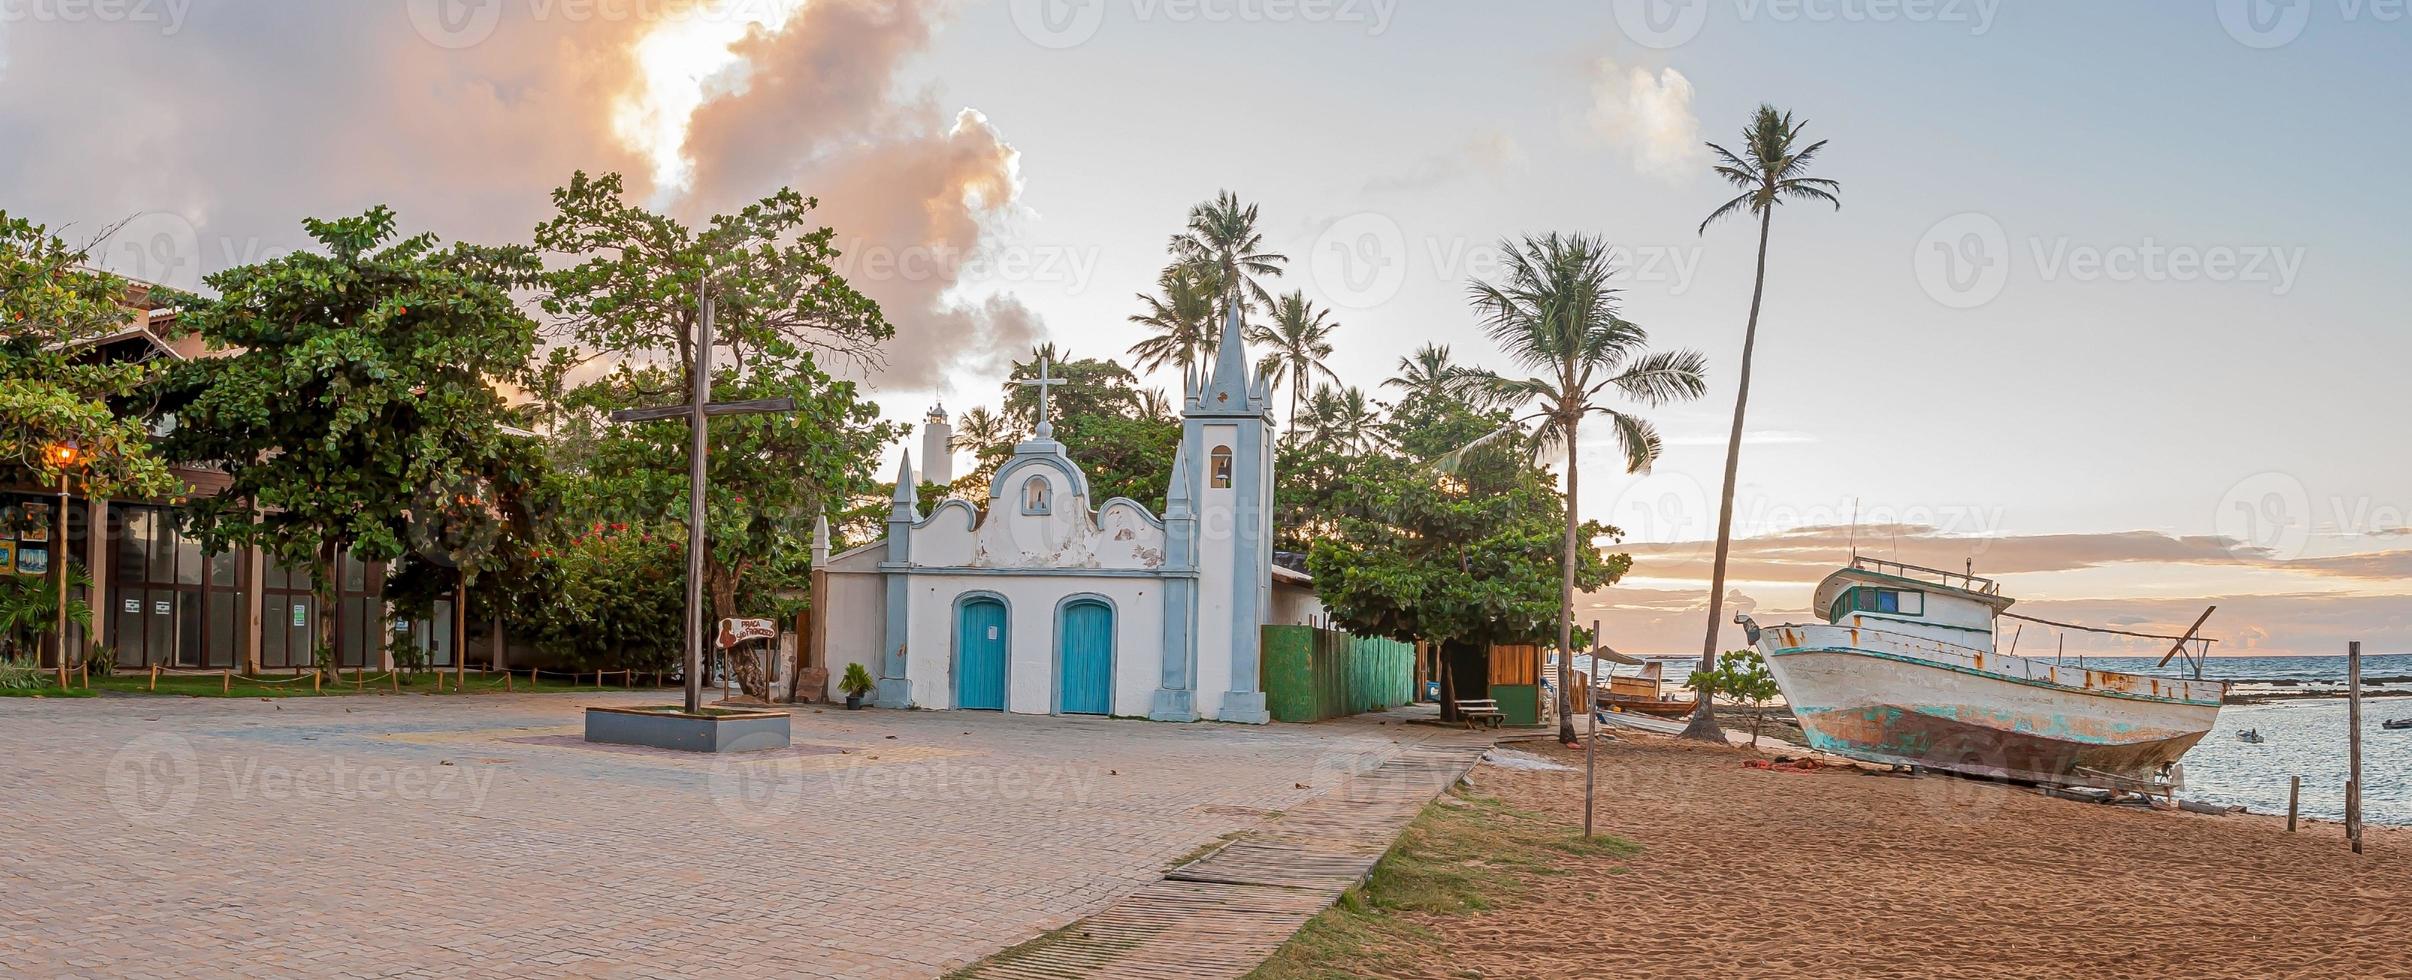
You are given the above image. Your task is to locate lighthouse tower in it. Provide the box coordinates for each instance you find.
[920,403,954,487]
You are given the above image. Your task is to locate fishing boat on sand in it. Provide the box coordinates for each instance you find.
[1594,660,1698,719]
[1735,557,2228,791]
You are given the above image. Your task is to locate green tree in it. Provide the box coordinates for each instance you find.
[535,171,890,386]
[0,213,180,499]
[999,349,1176,510]
[160,207,541,667]
[1688,649,1782,748]
[531,172,903,675]
[1465,233,1708,744]
[1248,291,1339,438]
[1300,384,1382,454]
[1686,106,1841,742]
[1169,191,1286,322]
[1309,395,1629,660]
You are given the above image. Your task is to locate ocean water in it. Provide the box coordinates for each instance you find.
[2177,699,2411,826]
[2075,654,2412,685]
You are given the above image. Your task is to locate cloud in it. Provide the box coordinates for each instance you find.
[0,0,1037,393]
[1587,523,2412,655]
[1364,130,1527,194]
[1588,59,1705,183]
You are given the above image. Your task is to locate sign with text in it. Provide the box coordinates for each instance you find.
[717,617,777,648]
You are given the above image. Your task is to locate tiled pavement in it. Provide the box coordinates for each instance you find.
[0,691,1450,978]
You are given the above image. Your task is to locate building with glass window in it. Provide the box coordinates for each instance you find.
[19,294,463,674]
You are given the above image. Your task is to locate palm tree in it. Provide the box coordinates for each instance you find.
[1303,384,1382,454]
[1170,191,1286,323]
[954,405,1015,492]
[1465,233,1709,745]
[1127,264,1222,377]
[1681,105,1841,743]
[1249,291,1340,438]
[1136,388,1175,421]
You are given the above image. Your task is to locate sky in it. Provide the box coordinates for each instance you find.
[4,0,2407,656]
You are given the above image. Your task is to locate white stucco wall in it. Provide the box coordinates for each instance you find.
[898,574,1164,717]
[819,540,888,701]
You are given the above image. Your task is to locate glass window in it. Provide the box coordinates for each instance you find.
[1210,446,1233,489]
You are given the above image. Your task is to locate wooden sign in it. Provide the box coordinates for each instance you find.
[717,617,776,648]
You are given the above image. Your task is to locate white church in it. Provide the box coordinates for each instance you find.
[808,309,1322,722]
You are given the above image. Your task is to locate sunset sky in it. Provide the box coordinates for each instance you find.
[4,1,2405,656]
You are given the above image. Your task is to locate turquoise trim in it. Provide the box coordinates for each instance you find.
[1768,645,2219,707]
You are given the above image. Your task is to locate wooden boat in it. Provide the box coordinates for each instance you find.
[1737,558,2228,790]
[2237,729,2266,744]
[1594,661,1698,718]
[2383,718,2412,731]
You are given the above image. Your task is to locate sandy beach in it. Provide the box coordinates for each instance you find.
[1292,734,2412,979]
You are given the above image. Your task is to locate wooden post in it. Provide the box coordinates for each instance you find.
[2348,640,2364,854]
[1585,619,1599,838]
[149,664,158,692]
[2287,775,2301,832]
[505,670,513,693]
[221,669,230,694]
[391,670,399,694]
[312,670,320,694]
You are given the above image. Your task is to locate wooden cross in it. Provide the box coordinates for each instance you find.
[607,283,800,713]
[1015,355,1065,436]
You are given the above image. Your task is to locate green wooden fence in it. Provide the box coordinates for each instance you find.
[1260,626,1415,723]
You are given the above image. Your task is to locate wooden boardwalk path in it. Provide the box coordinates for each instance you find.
[954,731,1495,979]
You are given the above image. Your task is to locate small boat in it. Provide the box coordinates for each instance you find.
[2383,718,2412,731]
[1594,660,1699,718]
[1739,557,2228,790]
[2237,729,2266,744]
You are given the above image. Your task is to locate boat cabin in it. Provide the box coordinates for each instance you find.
[1813,557,2015,652]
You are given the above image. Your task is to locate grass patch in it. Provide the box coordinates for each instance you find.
[1246,789,1637,980]
[11,671,671,699]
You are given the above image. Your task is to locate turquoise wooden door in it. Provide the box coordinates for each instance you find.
[955,598,1007,710]
[1057,600,1114,715]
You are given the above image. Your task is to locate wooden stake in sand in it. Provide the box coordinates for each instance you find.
[2288,776,2301,832]
[1586,619,1600,838]
[2347,640,2364,854]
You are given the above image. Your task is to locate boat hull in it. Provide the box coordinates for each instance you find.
[1597,693,1697,718]
[1758,626,2223,787]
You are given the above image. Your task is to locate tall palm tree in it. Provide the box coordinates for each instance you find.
[1170,191,1286,323]
[954,405,1015,492]
[1127,263,1222,377]
[1136,388,1175,421]
[1303,384,1382,454]
[1249,291,1340,438]
[1681,105,1841,743]
[1466,233,1709,745]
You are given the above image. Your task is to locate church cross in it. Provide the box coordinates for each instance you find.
[1016,356,1067,438]
[607,281,799,714]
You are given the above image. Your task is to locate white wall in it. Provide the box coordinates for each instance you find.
[899,573,1164,717]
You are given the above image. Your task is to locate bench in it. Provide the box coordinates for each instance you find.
[1454,698,1505,730]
